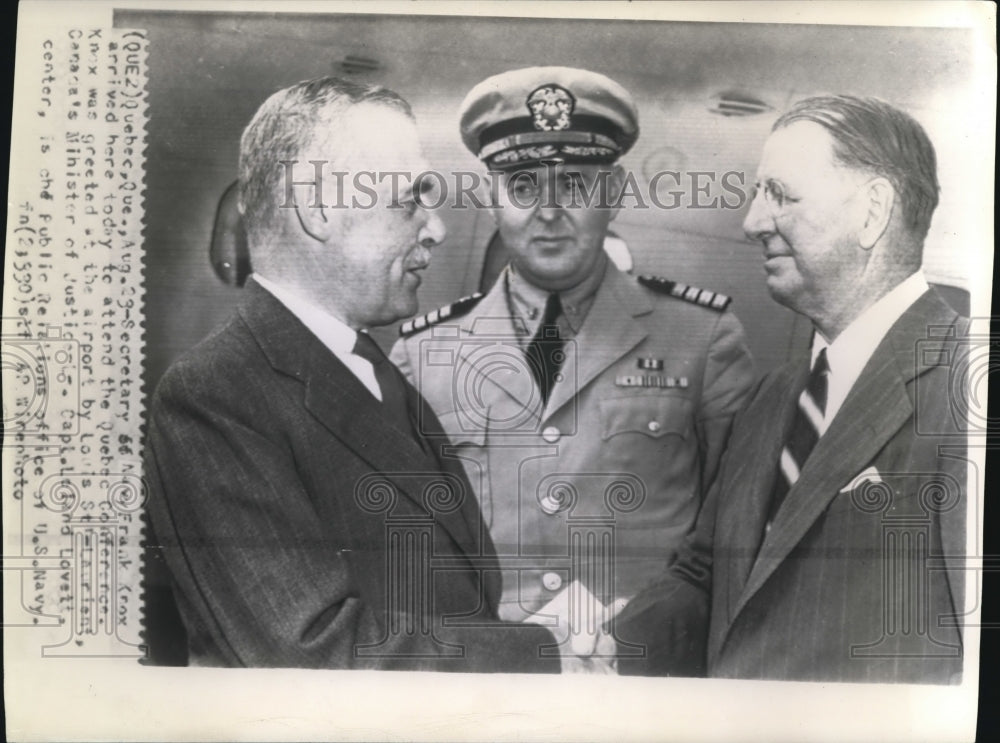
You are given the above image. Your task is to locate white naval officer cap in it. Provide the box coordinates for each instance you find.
[458,66,640,170]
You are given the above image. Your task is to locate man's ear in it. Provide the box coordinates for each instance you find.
[605,164,627,224]
[290,183,337,243]
[858,177,894,250]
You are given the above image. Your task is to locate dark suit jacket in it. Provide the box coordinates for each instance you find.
[617,289,968,683]
[145,281,558,672]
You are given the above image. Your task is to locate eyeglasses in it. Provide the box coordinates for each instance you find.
[748,179,796,217]
[749,176,874,219]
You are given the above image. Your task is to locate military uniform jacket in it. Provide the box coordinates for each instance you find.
[390,265,754,621]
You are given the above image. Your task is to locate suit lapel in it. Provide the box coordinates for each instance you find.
[715,363,805,615]
[407,382,492,551]
[733,350,912,619]
[730,290,960,624]
[544,267,652,418]
[301,345,440,477]
[303,349,481,553]
[238,282,475,551]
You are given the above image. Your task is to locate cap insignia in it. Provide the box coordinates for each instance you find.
[526,84,575,132]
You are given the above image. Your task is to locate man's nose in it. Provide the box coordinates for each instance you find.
[742,189,773,241]
[536,204,564,224]
[535,192,567,223]
[419,209,446,247]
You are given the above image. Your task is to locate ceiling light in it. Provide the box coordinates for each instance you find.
[708,91,773,117]
[338,55,381,75]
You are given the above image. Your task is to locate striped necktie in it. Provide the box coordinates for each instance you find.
[766,347,830,525]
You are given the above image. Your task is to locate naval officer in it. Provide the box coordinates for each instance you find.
[390,67,755,639]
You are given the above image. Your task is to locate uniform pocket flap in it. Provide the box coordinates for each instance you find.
[599,395,692,440]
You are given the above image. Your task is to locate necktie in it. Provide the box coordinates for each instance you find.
[525,293,566,405]
[766,347,830,524]
[352,331,413,432]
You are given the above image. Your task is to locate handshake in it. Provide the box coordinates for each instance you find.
[522,580,627,674]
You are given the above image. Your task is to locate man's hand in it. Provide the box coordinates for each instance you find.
[522,581,627,674]
[559,624,618,673]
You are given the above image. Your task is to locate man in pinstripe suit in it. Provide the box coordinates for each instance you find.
[615,95,968,683]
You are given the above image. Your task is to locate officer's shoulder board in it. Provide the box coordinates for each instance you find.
[399,293,486,337]
[637,275,731,312]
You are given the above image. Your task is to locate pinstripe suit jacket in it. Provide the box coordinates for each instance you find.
[617,289,968,683]
[145,281,558,672]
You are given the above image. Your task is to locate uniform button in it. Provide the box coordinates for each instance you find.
[542,426,561,443]
[542,572,563,591]
[539,496,560,515]
[648,420,661,433]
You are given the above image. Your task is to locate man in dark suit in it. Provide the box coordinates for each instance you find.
[144,77,570,671]
[615,95,969,683]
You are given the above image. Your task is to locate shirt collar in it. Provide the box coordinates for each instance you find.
[812,271,930,374]
[506,254,607,335]
[251,273,358,356]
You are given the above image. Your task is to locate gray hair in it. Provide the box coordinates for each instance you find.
[238,76,412,241]
[774,94,939,243]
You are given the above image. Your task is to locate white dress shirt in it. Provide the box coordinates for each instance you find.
[251,273,384,401]
[810,271,929,434]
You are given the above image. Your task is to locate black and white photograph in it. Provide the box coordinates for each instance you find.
[3,1,994,740]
